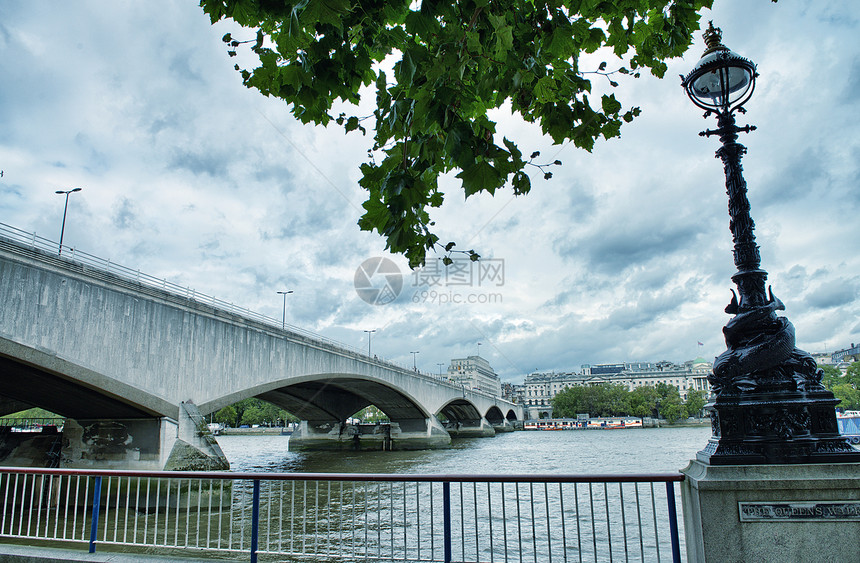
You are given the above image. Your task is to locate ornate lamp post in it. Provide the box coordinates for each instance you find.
[682,23,860,464]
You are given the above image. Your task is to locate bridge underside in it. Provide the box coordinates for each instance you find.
[0,354,226,472]
[258,378,427,423]
[438,399,496,438]
[258,378,451,451]
[0,354,154,419]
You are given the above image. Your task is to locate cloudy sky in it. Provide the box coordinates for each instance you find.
[1,1,858,384]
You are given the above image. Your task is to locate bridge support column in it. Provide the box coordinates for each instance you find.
[59,403,228,471]
[446,417,496,438]
[491,419,515,433]
[165,401,230,471]
[289,416,451,451]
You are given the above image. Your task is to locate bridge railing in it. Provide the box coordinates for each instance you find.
[0,467,683,563]
[0,221,455,380]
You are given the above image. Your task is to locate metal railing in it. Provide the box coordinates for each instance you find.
[0,221,481,393]
[0,467,683,562]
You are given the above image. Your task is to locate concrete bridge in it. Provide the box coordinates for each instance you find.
[0,228,522,470]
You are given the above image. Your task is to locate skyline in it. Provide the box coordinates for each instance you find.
[1,1,858,384]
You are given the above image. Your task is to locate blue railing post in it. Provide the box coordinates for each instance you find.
[251,479,261,563]
[666,481,681,563]
[89,476,102,553]
[442,481,452,563]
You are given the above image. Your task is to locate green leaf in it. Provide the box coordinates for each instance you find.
[533,76,557,104]
[299,0,352,30]
[200,0,714,268]
[601,94,622,115]
[457,160,502,198]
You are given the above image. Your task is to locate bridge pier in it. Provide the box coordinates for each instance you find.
[289,417,451,451]
[445,417,496,438]
[58,403,228,471]
[491,419,515,433]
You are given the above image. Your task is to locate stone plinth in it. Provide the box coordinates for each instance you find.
[681,459,860,562]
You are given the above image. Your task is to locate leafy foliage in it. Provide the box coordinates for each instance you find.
[683,389,706,418]
[0,407,61,420]
[551,382,701,422]
[354,405,389,422]
[214,405,238,426]
[200,0,713,266]
[215,398,299,427]
[847,361,860,386]
[824,362,860,411]
[820,364,843,390]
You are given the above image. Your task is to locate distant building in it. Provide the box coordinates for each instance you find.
[832,344,860,364]
[446,355,502,397]
[500,382,516,402]
[520,360,712,419]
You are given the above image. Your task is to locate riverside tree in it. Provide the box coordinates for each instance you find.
[200,0,713,266]
[822,362,860,411]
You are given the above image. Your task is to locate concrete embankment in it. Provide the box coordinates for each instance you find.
[217,426,290,436]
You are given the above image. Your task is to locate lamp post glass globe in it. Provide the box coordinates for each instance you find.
[682,22,756,114]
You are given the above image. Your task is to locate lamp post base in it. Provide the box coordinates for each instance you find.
[698,391,860,465]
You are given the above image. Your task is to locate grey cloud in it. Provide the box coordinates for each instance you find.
[168,53,204,84]
[169,149,229,177]
[112,198,138,229]
[558,219,704,274]
[756,147,827,204]
[600,285,691,332]
[804,278,859,310]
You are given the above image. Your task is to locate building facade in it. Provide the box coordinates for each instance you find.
[446,355,502,397]
[517,359,713,419]
[832,344,860,364]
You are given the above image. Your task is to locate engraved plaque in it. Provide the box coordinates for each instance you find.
[739,501,860,522]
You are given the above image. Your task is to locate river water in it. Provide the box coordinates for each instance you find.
[217,426,713,475]
[214,427,711,561]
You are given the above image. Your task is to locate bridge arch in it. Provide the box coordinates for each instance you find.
[438,398,482,424]
[485,406,505,426]
[0,337,171,419]
[204,373,434,427]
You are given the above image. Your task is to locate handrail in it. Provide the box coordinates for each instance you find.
[0,466,685,483]
[0,221,495,397]
[0,466,684,563]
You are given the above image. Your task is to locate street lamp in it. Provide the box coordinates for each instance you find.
[682,23,859,464]
[410,351,419,371]
[437,363,445,377]
[276,290,293,329]
[55,187,82,255]
[364,329,376,356]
